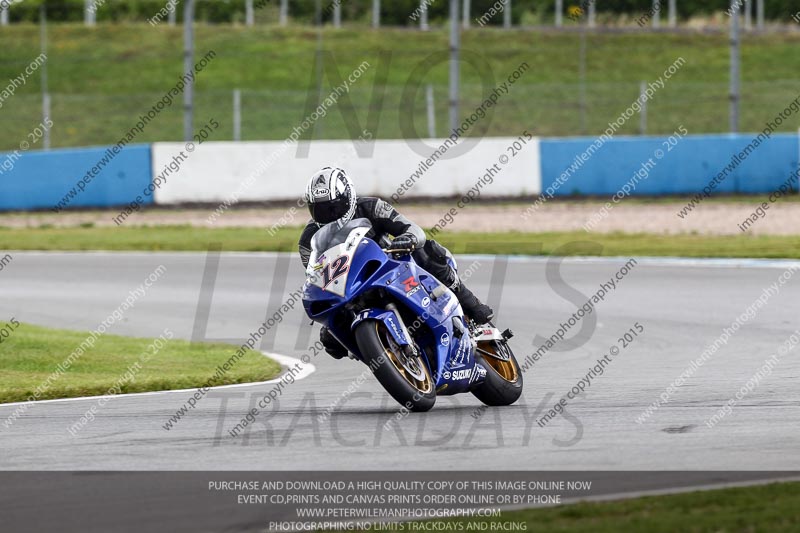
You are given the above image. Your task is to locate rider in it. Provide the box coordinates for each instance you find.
[298,167,494,359]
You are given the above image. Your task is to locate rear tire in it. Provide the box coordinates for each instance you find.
[354,321,436,412]
[471,340,523,406]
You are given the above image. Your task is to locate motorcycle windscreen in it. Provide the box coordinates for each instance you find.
[306,219,372,297]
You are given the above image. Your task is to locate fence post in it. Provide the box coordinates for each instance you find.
[462,0,470,29]
[168,3,176,25]
[578,24,586,133]
[233,89,242,141]
[639,81,647,135]
[183,0,196,142]
[246,0,254,26]
[449,0,460,134]
[280,0,288,26]
[588,0,595,28]
[652,0,660,28]
[85,0,96,26]
[372,0,380,28]
[426,85,436,138]
[1,5,8,26]
[555,0,562,27]
[744,0,752,31]
[503,0,511,28]
[668,0,676,28]
[729,0,740,133]
[333,1,341,27]
[756,0,764,31]
[420,0,429,30]
[43,93,51,149]
[40,6,50,149]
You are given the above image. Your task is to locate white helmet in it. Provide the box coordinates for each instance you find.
[304,167,357,226]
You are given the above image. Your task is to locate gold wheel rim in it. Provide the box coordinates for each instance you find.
[376,323,433,394]
[478,341,519,383]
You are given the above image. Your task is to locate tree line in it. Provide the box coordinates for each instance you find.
[3,0,798,25]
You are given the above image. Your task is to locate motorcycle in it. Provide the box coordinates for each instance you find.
[301,218,523,412]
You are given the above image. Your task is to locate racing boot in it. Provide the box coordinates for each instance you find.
[415,239,494,324]
[320,326,348,360]
[452,280,494,325]
[440,265,494,324]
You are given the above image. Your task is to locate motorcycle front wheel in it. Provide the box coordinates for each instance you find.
[354,320,436,412]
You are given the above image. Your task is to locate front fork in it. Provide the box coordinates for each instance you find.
[384,303,419,359]
[351,307,413,350]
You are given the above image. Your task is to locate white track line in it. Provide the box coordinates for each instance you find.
[463,254,800,270]
[8,250,800,270]
[0,351,315,408]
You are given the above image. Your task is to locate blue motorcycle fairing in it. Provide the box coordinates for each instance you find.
[302,236,392,319]
[372,258,486,393]
[302,225,486,395]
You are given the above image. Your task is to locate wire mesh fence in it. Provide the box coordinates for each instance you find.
[2,80,799,151]
[1,1,800,29]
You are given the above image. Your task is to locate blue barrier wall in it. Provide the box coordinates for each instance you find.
[0,145,153,211]
[540,133,800,197]
[2,135,798,212]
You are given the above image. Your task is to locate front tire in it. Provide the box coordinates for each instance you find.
[471,339,523,406]
[354,321,436,412]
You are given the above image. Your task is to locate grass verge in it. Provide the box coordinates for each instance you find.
[0,322,281,403]
[2,225,800,258]
[362,482,800,532]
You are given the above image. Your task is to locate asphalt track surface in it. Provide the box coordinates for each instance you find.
[1,251,799,472]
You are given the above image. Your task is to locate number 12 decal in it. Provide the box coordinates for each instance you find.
[321,255,350,290]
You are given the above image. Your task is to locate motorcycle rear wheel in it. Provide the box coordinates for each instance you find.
[471,339,523,406]
[355,321,436,412]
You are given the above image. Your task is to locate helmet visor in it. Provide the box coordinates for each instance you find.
[309,196,349,225]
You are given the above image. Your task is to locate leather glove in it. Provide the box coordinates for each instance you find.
[387,232,417,252]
